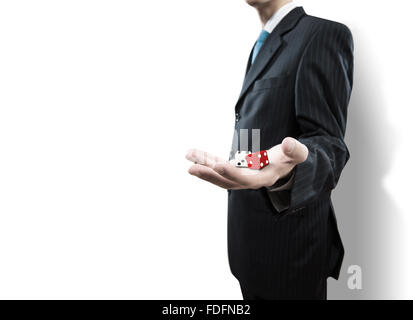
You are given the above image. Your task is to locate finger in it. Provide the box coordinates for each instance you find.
[281,137,308,164]
[188,164,242,189]
[185,149,225,168]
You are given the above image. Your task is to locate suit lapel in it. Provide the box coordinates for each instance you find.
[245,44,254,76]
[235,7,306,111]
[238,35,283,101]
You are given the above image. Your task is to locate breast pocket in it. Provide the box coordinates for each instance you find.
[252,75,290,91]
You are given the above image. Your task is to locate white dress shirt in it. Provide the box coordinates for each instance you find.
[263,1,297,34]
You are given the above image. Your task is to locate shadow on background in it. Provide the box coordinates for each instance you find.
[327,35,403,299]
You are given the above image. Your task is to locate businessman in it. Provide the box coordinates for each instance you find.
[186,0,353,300]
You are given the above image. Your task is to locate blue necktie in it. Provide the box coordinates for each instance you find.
[251,30,270,64]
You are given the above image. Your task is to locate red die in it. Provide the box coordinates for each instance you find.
[247,150,269,170]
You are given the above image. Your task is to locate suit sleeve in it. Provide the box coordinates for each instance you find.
[267,22,354,212]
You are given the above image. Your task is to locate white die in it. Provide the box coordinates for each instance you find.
[234,151,250,168]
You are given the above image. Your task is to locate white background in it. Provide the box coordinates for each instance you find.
[0,0,412,299]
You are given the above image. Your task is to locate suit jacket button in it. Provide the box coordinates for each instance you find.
[235,113,240,122]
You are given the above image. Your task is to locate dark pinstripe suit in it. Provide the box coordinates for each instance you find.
[227,7,353,300]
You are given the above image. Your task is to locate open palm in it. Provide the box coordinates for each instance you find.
[186,137,308,190]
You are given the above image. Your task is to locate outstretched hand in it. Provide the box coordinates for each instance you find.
[186,137,308,190]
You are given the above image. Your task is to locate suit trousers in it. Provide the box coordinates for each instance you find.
[239,280,327,300]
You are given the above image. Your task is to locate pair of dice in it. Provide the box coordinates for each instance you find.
[234,150,269,170]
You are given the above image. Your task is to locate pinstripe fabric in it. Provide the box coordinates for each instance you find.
[227,7,353,300]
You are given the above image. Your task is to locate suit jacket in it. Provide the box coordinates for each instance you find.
[227,7,353,299]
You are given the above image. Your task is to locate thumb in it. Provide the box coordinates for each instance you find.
[281,137,308,164]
